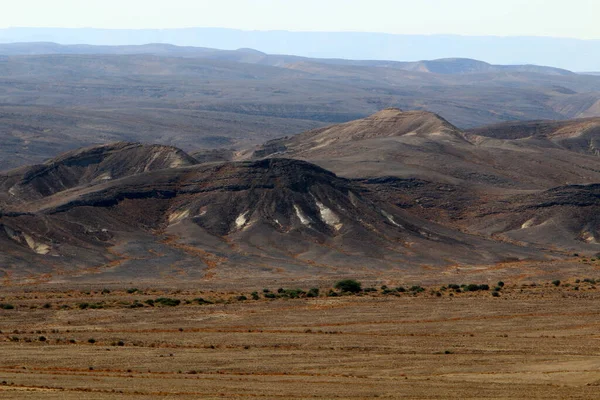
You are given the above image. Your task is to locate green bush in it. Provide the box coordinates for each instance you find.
[395,286,406,293]
[552,280,561,287]
[464,284,490,292]
[251,292,260,300]
[0,303,15,310]
[264,293,277,299]
[237,295,248,301]
[306,288,320,298]
[281,289,305,299]
[193,298,213,305]
[497,281,505,287]
[154,298,181,307]
[410,285,425,293]
[334,279,362,293]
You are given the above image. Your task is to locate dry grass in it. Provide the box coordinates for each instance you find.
[1,282,600,399]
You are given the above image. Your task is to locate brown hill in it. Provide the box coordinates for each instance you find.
[0,142,197,203]
[469,184,600,252]
[466,117,600,156]
[251,110,600,254]
[0,144,541,284]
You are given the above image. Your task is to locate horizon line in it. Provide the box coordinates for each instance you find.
[2,26,600,42]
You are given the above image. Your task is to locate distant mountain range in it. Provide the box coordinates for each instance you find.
[2,43,600,170]
[1,27,599,71]
[0,42,575,76]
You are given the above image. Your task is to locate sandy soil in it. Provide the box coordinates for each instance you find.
[1,281,600,399]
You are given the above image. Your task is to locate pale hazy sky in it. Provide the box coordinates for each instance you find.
[3,0,599,40]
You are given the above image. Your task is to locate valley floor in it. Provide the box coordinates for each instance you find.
[1,283,600,399]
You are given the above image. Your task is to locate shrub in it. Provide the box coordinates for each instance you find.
[0,303,15,310]
[127,288,139,294]
[552,280,561,287]
[396,286,406,293]
[306,288,320,298]
[145,299,155,306]
[251,292,260,300]
[88,338,96,344]
[78,303,89,310]
[129,301,143,308]
[38,336,47,342]
[101,288,111,294]
[264,293,277,299]
[334,279,362,293]
[43,303,51,309]
[410,285,425,293]
[237,295,248,301]
[464,284,490,292]
[363,287,377,293]
[464,284,480,292]
[448,284,460,290]
[154,298,181,307]
[327,290,339,297]
[193,298,213,305]
[497,281,505,287]
[492,291,500,297]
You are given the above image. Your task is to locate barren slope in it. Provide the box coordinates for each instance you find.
[0,143,543,284]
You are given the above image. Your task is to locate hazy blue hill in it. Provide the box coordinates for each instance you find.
[0,42,575,76]
[1,27,600,71]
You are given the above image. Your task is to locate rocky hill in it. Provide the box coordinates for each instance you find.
[0,143,540,284]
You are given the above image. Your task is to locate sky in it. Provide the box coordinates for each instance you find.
[2,0,600,40]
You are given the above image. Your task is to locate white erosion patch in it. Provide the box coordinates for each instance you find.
[315,201,343,231]
[521,219,536,229]
[382,210,403,228]
[581,231,597,244]
[23,233,51,255]
[97,173,112,181]
[4,226,21,242]
[8,186,17,196]
[169,156,187,168]
[235,212,249,229]
[144,152,162,172]
[168,209,190,226]
[348,192,360,207]
[293,205,311,226]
